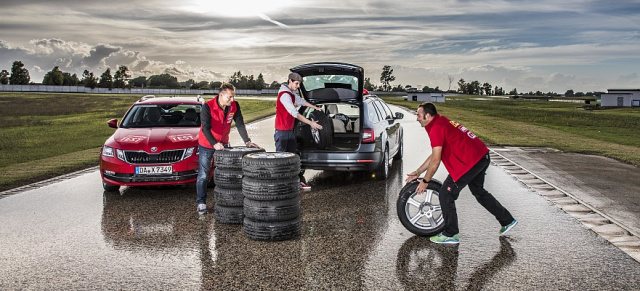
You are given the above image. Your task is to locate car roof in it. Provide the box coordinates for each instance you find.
[134,95,204,105]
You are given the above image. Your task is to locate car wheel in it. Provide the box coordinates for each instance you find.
[102,181,120,192]
[214,168,243,189]
[214,187,244,207]
[394,135,403,160]
[214,146,265,170]
[242,152,300,180]
[243,196,301,222]
[374,147,390,180]
[309,111,332,149]
[242,176,300,201]
[243,217,301,241]
[214,204,244,224]
[396,179,445,236]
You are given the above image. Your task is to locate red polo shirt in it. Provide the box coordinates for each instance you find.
[425,114,489,181]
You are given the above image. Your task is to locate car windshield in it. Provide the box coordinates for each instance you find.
[302,75,358,91]
[120,104,202,128]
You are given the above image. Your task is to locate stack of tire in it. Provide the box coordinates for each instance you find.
[213,146,265,224]
[242,152,302,241]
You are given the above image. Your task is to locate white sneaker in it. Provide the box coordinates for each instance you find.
[197,203,208,215]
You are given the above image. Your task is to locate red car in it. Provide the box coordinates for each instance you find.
[100,95,208,191]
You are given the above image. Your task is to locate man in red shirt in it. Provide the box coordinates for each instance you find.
[196,83,259,215]
[406,102,517,244]
[274,72,323,190]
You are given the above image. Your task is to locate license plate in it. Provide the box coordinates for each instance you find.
[136,166,173,175]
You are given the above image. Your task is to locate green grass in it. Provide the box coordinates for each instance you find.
[0,92,275,191]
[383,95,640,166]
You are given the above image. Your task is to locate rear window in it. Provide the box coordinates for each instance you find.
[302,75,358,91]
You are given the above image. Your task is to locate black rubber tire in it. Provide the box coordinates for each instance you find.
[394,133,403,160]
[242,152,300,179]
[396,179,444,236]
[214,187,244,207]
[242,176,300,201]
[243,196,301,222]
[374,146,390,180]
[102,181,120,192]
[243,217,301,241]
[214,204,244,224]
[308,110,332,149]
[213,168,243,189]
[214,146,265,169]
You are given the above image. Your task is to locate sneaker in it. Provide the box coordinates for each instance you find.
[429,233,460,244]
[197,203,208,215]
[299,181,311,191]
[500,219,518,235]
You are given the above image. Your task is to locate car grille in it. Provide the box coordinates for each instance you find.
[123,149,185,164]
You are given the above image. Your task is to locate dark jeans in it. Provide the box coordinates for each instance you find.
[439,154,515,236]
[196,145,215,205]
[274,129,296,153]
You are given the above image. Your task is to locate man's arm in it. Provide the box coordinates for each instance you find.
[232,102,259,148]
[200,103,219,148]
[416,146,442,193]
[280,92,323,130]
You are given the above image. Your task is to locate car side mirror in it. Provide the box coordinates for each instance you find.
[107,119,118,128]
[395,112,404,119]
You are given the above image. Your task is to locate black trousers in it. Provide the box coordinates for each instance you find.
[439,154,515,237]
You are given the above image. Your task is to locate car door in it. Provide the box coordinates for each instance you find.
[374,100,399,155]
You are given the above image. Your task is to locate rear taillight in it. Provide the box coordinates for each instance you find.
[362,129,375,143]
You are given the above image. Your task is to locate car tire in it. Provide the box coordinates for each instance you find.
[214,168,243,189]
[102,181,120,192]
[214,146,265,169]
[308,110,332,149]
[374,147,390,180]
[243,196,301,222]
[214,204,244,224]
[242,176,300,201]
[214,187,244,207]
[243,217,301,241]
[242,152,300,180]
[396,179,445,236]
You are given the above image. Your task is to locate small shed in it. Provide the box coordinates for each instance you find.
[600,89,640,107]
[406,92,446,103]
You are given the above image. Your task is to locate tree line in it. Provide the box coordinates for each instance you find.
[0,60,599,96]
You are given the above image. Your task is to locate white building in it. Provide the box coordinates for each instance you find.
[405,92,446,103]
[600,89,640,107]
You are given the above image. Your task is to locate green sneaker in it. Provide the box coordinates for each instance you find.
[429,233,460,244]
[500,219,518,235]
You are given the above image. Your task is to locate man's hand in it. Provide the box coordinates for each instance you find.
[310,121,323,130]
[245,141,259,148]
[213,142,224,150]
[416,178,428,193]
[405,172,419,184]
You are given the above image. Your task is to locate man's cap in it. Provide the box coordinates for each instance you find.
[288,72,302,82]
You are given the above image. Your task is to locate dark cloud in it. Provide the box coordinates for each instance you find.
[81,45,121,68]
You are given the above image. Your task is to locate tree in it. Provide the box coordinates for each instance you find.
[565,89,574,97]
[10,61,30,84]
[255,73,266,90]
[82,70,98,89]
[364,77,374,91]
[63,73,79,86]
[191,81,209,89]
[129,76,147,88]
[482,82,492,95]
[268,81,280,89]
[379,65,395,91]
[391,84,404,92]
[509,88,519,95]
[99,68,113,89]
[0,70,9,84]
[113,65,130,88]
[457,78,466,93]
[147,73,180,88]
[42,66,65,85]
[448,74,455,91]
[210,81,223,90]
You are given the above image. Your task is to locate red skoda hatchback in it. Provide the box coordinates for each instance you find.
[100,95,206,191]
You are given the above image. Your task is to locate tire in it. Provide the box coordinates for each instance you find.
[242,152,300,180]
[243,196,301,222]
[308,110,332,149]
[243,217,301,241]
[214,187,244,207]
[214,204,244,224]
[214,146,265,169]
[374,147,390,180]
[396,179,444,236]
[102,181,120,192]
[394,133,403,160]
[214,168,243,189]
[242,176,300,201]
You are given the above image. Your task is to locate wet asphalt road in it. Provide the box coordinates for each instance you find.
[1,107,639,290]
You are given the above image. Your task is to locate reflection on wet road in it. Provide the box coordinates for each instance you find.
[0,107,638,290]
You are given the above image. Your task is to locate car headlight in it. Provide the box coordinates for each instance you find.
[116,149,126,161]
[102,145,114,157]
[183,147,195,159]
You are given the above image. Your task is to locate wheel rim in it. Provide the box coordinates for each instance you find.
[403,188,443,231]
[310,117,320,144]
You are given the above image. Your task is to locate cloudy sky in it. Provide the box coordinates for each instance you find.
[1,0,639,93]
